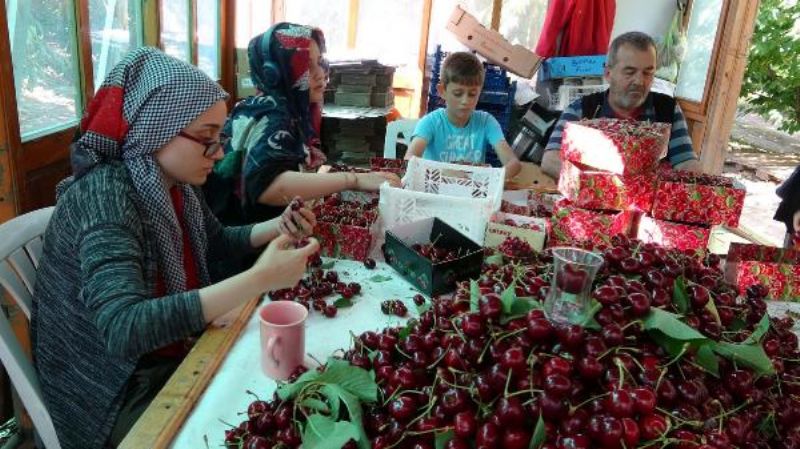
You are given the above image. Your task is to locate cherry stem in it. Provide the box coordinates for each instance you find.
[571,391,610,412]
[505,388,544,399]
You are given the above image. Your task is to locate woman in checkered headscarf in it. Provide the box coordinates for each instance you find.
[32,47,319,449]
[205,22,400,226]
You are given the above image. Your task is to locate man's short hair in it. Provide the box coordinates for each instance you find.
[607,32,657,67]
[441,52,484,87]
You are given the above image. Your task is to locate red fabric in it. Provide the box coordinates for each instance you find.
[535,0,616,58]
[152,186,200,358]
[611,105,644,120]
[81,86,129,141]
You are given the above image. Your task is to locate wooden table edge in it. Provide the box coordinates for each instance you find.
[119,297,261,449]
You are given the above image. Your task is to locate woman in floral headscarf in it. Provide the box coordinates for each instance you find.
[205,23,400,225]
[31,47,319,449]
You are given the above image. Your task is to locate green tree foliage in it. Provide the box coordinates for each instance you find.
[740,0,800,133]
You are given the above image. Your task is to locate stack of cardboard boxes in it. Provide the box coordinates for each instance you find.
[321,60,395,166]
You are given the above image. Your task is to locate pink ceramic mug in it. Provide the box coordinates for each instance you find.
[259,301,308,380]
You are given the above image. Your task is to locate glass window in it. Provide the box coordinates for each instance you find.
[160,0,190,63]
[5,0,83,140]
[675,0,724,102]
[235,0,272,49]
[88,0,142,89]
[499,0,548,51]
[284,0,348,60]
[355,0,423,67]
[197,0,220,78]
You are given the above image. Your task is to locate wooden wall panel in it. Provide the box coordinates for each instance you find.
[698,0,760,174]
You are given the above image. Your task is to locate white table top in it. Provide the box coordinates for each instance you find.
[170,259,420,448]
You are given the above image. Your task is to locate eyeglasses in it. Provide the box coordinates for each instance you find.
[178,131,230,157]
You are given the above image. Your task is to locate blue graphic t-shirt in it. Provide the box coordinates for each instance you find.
[412,109,505,163]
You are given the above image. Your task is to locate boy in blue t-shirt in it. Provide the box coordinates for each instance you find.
[405,52,521,179]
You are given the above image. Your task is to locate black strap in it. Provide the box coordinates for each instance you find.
[581,91,675,123]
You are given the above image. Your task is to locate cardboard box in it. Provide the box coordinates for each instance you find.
[558,160,657,212]
[313,192,379,261]
[548,200,635,248]
[485,212,548,252]
[501,189,561,218]
[383,217,483,296]
[446,5,542,79]
[725,243,800,301]
[562,119,670,176]
[637,216,711,256]
[538,55,607,81]
[651,171,746,227]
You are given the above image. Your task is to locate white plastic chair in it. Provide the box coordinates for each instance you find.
[383,118,419,158]
[0,207,61,449]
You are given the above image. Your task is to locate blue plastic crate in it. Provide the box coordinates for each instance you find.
[538,55,607,81]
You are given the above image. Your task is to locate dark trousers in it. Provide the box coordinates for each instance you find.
[106,355,183,448]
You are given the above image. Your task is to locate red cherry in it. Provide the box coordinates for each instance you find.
[593,285,620,306]
[389,395,417,421]
[639,414,668,440]
[501,346,527,374]
[479,294,503,322]
[445,439,471,449]
[440,388,469,415]
[543,374,572,399]
[496,397,526,427]
[627,292,651,317]
[555,324,584,350]
[631,387,656,415]
[502,428,531,449]
[556,264,589,294]
[606,389,635,418]
[599,416,624,448]
[453,411,477,438]
[476,422,500,449]
[621,417,640,447]
[527,317,554,341]
[577,356,604,380]
[461,313,485,337]
[543,356,572,377]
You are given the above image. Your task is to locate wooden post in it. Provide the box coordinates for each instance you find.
[491,0,502,31]
[0,0,20,222]
[219,0,236,103]
[415,0,433,118]
[347,0,360,49]
[75,0,95,104]
[272,0,285,23]
[699,0,760,174]
[142,0,161,48]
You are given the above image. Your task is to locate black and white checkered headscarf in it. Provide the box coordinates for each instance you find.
[58,47,229,293]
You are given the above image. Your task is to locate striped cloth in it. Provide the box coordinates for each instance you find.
[545,91,697,167]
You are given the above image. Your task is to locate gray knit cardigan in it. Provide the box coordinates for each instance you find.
[31,163,254,449]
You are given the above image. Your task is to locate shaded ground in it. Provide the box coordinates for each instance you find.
[724,113,800,247]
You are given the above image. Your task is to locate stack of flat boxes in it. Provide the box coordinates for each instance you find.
[322,60,395,166]
[326,60,395,107]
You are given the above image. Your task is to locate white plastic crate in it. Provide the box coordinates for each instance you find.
[378,184,497,245]
[557,83,608,111]
[402,157,505,209]
[377,158,506,245]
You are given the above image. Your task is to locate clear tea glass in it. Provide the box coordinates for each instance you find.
[544,247,604,325]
